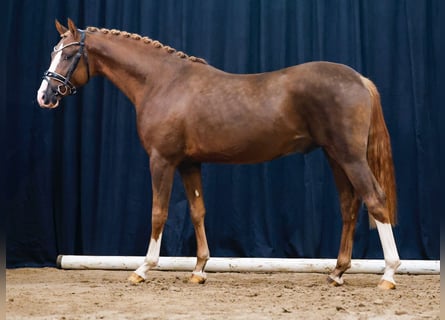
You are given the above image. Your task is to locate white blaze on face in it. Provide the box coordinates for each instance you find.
[36,46,63,107]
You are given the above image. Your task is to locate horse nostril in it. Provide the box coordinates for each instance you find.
[42,93,51,104]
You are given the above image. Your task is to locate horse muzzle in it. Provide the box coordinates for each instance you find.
[37,78,64,109]
[37,87,61,109]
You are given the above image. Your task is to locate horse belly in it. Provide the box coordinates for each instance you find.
[186,130,314,164]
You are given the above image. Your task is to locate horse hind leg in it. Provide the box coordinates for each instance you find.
[364,192,401,289]
[339,159,401,289]
[179,162,210,284]
[326,155,361,286]
[374,220,401,289]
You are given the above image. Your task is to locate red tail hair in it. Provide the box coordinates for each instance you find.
[362,77,397,226]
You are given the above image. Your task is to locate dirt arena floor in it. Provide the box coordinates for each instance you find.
[6,268,440,320]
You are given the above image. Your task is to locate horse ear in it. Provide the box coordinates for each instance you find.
[67,18,78,38]
[55,19,68,36]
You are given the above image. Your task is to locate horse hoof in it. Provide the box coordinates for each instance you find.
[189,273,206,284]
[326,275,343,287]
[378,279,396,290]
[127,272,145,285]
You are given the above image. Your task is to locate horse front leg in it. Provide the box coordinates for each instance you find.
[128,153,175,284]
[179,163,210,284]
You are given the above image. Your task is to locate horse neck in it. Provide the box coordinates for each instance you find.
[86,32,185,108]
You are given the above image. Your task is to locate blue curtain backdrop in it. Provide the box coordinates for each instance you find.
[4,0,441,267]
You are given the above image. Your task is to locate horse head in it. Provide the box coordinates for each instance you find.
[37,19,90,108]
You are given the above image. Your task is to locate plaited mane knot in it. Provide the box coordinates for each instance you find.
[142,37,152,44]
[86,26,207,64]
[151,40,162,48]
[163,46,175,53]
[176,51,187,58]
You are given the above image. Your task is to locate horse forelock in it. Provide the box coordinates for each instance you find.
[85,26,207,65]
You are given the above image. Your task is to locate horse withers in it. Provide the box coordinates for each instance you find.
[37,19,401,289]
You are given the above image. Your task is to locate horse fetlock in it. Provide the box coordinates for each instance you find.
[144,257,159,268]
[337,261,351,271]
[381,259,400,284]
[197,252,210,263]
[334,259,351,273]
[386,257,401,270]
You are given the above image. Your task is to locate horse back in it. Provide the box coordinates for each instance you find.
[137,61,370,164]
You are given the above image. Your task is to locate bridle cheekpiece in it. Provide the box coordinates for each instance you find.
[42,29,89,96]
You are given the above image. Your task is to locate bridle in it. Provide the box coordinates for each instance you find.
[42,29,90,96]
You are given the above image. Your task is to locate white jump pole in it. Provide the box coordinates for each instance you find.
[57,255,440,275]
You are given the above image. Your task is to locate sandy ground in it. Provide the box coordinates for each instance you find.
[6,268,440,320]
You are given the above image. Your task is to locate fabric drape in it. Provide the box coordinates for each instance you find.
[4,0,440,267]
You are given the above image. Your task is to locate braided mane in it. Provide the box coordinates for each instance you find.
[85,26,207,65]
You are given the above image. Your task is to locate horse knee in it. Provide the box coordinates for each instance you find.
[190,206,206,225]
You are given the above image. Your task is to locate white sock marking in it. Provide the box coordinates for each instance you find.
[375,221,401,284]
[192,270,207,280]
[134,233,163,279]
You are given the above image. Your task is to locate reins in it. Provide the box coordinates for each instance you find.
[42,29,89,96]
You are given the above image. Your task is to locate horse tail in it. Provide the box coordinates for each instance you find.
[361,76,397,227]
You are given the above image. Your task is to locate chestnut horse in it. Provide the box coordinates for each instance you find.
[37,19,401,289]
